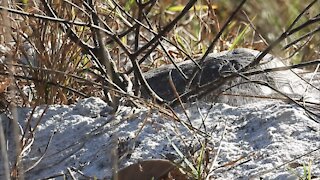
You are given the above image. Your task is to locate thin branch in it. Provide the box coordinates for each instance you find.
[133,0,197,56]
[186,0,247,90]
[243,1,320,70]
[283,26,320,50]
[40,0,95,53]
[286,0,318,32]
[110,0,201,71]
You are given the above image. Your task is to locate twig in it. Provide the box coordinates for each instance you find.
[39,0,112,85]
[40,0,95,54]
[242,60,320,91]
[132,0,197,57]
[170,56,320,107]
[250,146,320,179]
[168,70,192,126]
[0,71,89,98]
[130,53,165,103]
[25,131,55,172]
[113,0,200,74]
[66,167,77,180]
[0,119,10,180]
[140,6,190,80]
[283,26,320,50]
[186,0,247,90]
[242,11,269,46]
[243,0,319,70]
[85,0,123,106]
[206,118,228,180]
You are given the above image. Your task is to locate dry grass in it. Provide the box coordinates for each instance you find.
[0,0,319,106]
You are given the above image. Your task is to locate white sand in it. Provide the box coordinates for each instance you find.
[1,96,319,179]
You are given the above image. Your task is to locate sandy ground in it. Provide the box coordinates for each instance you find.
[0,96,319,179]
[0,47,319,179]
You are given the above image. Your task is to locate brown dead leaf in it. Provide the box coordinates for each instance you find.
[115,159,190,180]
[0,78,10,93]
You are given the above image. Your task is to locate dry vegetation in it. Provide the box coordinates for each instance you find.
[0,0,319,179]
[0,0,319,107]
